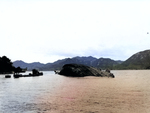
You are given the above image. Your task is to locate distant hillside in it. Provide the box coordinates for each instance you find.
[13,60,45,70]
[13,56,121,71]
[43,56,97,70]
[115,50,150,69]
[92,58,120,69]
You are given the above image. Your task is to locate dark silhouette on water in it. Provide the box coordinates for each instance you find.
[0,56,14,74]
[0,56,26,76]
[13,69,43,78]
[5,75,11,78]
[58,64,115,78]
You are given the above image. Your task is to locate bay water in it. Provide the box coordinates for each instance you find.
[0,70,150,113]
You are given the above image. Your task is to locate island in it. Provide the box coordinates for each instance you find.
[58,64,115,78]
[13,69,43,78]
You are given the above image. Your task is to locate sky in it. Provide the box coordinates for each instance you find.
[0,0,150,63]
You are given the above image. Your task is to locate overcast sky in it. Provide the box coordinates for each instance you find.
[0,0,150,63]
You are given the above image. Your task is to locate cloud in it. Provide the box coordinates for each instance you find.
[0,0,150,63]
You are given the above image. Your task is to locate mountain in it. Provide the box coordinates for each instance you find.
[13,60,45,70]
[13,50,150,70]
[42,56,120,70]
[40,56,97,70]
[92,58,120,69]
[115,50,150,69]
[73,56,97,66]
[13,56,121,71]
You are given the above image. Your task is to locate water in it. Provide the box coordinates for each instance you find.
[1,70,150,113]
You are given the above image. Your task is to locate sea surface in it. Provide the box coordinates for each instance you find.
[1,70,150,113]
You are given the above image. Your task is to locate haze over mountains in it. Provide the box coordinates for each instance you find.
[13,50,150,70]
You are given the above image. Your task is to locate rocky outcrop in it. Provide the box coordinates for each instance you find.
[58,64,115,78]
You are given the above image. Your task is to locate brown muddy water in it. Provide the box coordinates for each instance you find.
[0,70,150,113]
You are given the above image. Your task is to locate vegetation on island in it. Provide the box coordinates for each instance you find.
[0,56,14,74]
[0,56,25,74]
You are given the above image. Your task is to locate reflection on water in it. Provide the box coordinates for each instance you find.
[0,70,150,113]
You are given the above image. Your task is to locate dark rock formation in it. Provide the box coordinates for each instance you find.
[58,64,115,78]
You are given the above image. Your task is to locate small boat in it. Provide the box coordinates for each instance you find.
[5,75,11,78]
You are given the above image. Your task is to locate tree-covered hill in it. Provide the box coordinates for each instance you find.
[0,56,14,74]
[114,50,150,69]
[0,56,26,74]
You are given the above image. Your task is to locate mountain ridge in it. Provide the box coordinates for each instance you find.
[13,49,150,70]
[117,49,150,69]
[13,56,122,71]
